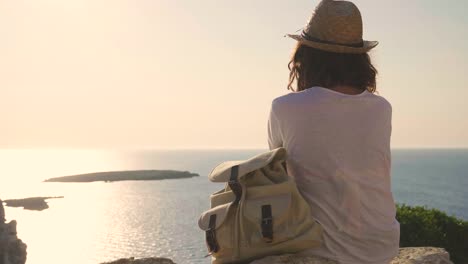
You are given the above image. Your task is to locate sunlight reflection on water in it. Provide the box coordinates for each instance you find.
[5,179,221,264]
[0,149,261,264]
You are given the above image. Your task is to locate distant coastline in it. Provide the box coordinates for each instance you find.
[3,196,64,211]
[43,170,199,183]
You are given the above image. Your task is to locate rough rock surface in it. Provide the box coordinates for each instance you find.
[101,257,175,264]
[391,248,453,264]
[251,254,337,264]
[103,248,453,264]
[0,199,28,264]
[251,247,453,264]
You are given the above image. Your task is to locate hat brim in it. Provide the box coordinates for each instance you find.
[287,34,378,54]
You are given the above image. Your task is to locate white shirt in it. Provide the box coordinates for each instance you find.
[267,86,400,264]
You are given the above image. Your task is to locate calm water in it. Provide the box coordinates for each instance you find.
[0,149,467,264]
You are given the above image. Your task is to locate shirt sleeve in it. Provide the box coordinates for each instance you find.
[267,101,283,150]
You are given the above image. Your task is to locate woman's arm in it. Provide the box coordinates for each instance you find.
[267,101,283,150]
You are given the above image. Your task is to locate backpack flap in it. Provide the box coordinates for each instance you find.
[208,147,287,183]
[198,203,231,231]
[198,203,234,256]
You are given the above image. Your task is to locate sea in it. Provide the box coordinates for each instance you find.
[0,149,467,264]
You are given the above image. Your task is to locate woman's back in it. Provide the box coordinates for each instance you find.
[268,86,400,264]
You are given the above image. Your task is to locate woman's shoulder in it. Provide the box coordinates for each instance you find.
[271,88,323,108]
[369,92,393,114]
[271,87,392,115]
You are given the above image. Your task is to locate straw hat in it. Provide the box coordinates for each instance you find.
[287,0,378,54]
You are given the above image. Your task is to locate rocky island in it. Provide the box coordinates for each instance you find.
[3,197,64,211]
[43,170,199,183]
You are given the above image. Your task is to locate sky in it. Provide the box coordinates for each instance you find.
[0,0,467,149]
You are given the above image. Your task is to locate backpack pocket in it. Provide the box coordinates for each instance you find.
[198,202,236,257]
[242,193,292,246]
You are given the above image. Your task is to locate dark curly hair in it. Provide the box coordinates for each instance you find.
[287,43,377,93]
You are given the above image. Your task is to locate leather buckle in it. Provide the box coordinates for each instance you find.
[262,217,273,226]
[261,205,274,243]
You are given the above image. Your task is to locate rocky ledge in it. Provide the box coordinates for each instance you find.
[101,257,175,264]
[251,247,453,264]
[0,199,28,264]
[104,247,453,264]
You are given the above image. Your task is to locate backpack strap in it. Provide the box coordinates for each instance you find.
[228,165,242,204]
[261,204,273,243]
[205,214,219,256]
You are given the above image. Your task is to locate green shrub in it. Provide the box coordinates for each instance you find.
[396,204,468,264]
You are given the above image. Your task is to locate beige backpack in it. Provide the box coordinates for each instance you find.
[198,147,323,264]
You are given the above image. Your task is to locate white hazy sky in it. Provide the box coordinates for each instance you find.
[1,0,467,149]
